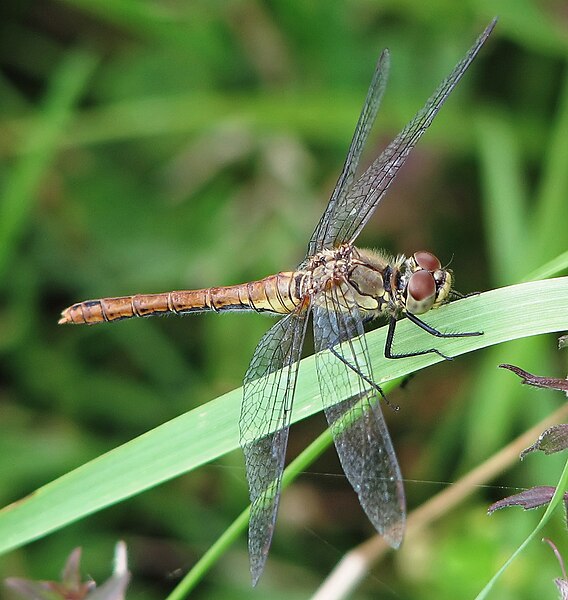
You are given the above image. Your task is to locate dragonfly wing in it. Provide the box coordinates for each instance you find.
[322,19,496,248]
[312,285,405,546]
[240,310,309,585]
[306,49,390,258]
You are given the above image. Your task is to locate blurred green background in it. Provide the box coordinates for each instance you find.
[1,1,568,598]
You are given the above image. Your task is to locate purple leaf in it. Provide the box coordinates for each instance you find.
[544,538,568,599]
[4,578,60,600]
[4,543,129,600]
[499,364,568,394]
[488,486,557,514]
[521,424,568,458]
[555,579,568,600]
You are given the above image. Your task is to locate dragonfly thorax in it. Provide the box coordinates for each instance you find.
[302,245,452,320]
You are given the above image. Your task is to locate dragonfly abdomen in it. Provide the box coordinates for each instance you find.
[59,271,303,325]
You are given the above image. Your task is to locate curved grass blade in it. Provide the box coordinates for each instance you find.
[0,278,566,556]
[474,456,568,600]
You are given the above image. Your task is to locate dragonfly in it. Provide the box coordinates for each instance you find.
[60,20,495,585]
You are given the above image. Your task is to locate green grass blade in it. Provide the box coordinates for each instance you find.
[55,0,180,41]
[533,68,568,264]
[0,278,566,556]
[476,109,528,283]
[164,394,358,598]
[525,249,568,282]
[0,50,98,279]
[167,377,403,597]
[165,505,251,600]
[474,455,568,600]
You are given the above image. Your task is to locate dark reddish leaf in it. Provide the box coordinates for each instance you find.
[544,538,568,600]
[4,543,129,600]
[5,576,93,600]
[488,486,557,514]
[499,364,568,393]
[61,548,82,590]
[87,572,130,600]
[521,424,568,458]
[555,579,568,600]
[4,578,60,600]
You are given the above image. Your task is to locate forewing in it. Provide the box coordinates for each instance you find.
[321,19,496,248]
[307,49,390,258]
[239,310,309,585]
[312,285,405,546]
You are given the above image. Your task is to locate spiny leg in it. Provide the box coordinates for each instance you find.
[384,314,482,361]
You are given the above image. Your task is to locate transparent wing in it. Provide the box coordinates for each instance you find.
[312,284,406,545]
[306,49,390,258]
[318,19,496,249]
[239,310,309,585]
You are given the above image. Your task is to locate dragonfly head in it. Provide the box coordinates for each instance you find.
[404,251,452,315]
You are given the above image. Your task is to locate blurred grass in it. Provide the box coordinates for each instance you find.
[0,50,98,280]
[1,2,568,599]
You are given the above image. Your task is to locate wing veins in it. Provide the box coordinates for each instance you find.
[321,19,497,248]
[240,310,310,584]
[312,285,405,546]
[307,50,390,257]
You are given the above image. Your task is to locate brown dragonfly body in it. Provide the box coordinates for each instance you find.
[59,270,302,324]
[59,21,494,586]
[59,247,451,325]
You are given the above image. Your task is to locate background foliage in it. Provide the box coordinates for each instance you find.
[1,1,567,598]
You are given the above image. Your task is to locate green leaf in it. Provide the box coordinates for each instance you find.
[0,277,567,555]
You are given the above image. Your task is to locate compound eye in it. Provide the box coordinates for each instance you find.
[414,251,441,272]
[406,270,436,315]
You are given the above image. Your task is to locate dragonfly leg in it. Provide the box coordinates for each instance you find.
[384,316,453,361]
[328,345,394,404]
[385,312,483,361]
[449,289,480,300]
[405,311,483,339]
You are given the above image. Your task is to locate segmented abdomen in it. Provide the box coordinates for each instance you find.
[59,271,303,325]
